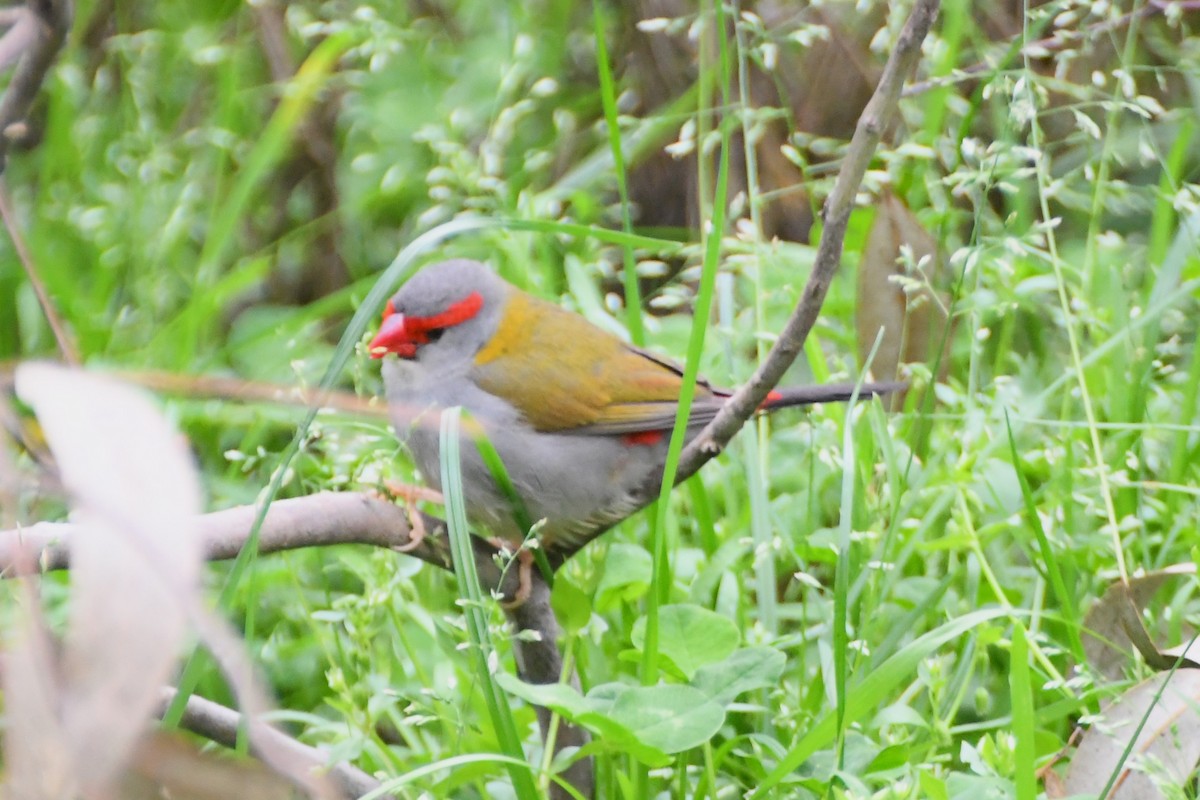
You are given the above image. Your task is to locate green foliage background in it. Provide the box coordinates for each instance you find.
[5,1,1200,798]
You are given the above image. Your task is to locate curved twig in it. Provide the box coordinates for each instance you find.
[671,0,940,485]
[160,688,392,800]
[0,0,72,165]
[0,0,76,361]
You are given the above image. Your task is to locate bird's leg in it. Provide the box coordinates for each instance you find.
[377,480,444,552]
[490,538,534,609]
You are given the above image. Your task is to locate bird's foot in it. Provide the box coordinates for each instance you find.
[376,480,444,553]
[490,537,534,610]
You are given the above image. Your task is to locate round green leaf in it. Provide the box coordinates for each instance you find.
[550,575,592,635]
[692,646,787,705]
[608,685,725,754]
[595,544,653,611]
[631,604,740,679]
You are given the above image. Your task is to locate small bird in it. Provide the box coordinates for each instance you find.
[370,259,897,598]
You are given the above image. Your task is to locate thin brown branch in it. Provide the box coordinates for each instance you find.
[118,369,389,418]
[671,0,940,484]
[0,7,38,71]
[1,363,389,418]
[0,0,75,361]
[0,177,79,364]
[0,0,72,163]
[159,688,393,800]
[0,490,537,604]
[0,491,445,574]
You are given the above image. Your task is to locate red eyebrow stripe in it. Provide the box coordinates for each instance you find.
[405,291,484,333]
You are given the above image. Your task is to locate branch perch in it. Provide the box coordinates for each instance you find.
[1,492,441,573]
[159,689,391,800]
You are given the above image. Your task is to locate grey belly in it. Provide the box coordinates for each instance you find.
[382,358,667,551]
[401,417,662,550]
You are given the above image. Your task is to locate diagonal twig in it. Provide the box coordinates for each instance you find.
[0,0,72,165]
[0,0,76,362]
[0,177,79,363]
[671,0,941,485]
[159,688,391,800]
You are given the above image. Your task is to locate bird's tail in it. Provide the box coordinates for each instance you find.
[760,381,905,410]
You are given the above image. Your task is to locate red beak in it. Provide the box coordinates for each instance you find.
[369,313,416,359]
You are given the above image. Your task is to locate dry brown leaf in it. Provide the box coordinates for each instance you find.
[1,585,72,799]
[189,608,339,799]
[856,192,952,406]
[1159,637,1200,665]
[1082,566,1199,681]
[118,732,299,800]
[1064,670,1200,799]
[10,363,204,796]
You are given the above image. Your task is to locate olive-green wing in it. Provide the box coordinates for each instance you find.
[470,291,714,433]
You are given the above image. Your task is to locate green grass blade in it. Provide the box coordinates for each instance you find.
[592,2,644,346]
[742,429,776,635]
[440,407,538,798]
[358,753,587,800]
[472,419,553,583]
[641,25,733,690]
[749,608,1009,797]
[832,378,868,770]
[1009,621,1036,800]
[1003,409,1083,663]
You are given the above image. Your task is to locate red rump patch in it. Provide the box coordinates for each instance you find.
[760,390,783,409]
[623,430,665,446]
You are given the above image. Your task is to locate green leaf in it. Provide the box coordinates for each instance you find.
[550,575,592,635]
[498,676,726,761]
[632,604,740,680]
[495,675,671,767]
[580,682,627,715]
[608,685,725,754]
[496,672,591,717]
[595,543,653,610]
[692,646,787,705]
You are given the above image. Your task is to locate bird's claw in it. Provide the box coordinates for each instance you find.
[490,537,534,610]
[376,480,443,553]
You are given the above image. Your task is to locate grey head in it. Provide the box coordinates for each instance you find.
[376,259,510,368]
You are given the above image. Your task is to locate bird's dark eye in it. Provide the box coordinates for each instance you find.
[425,328,446,344]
